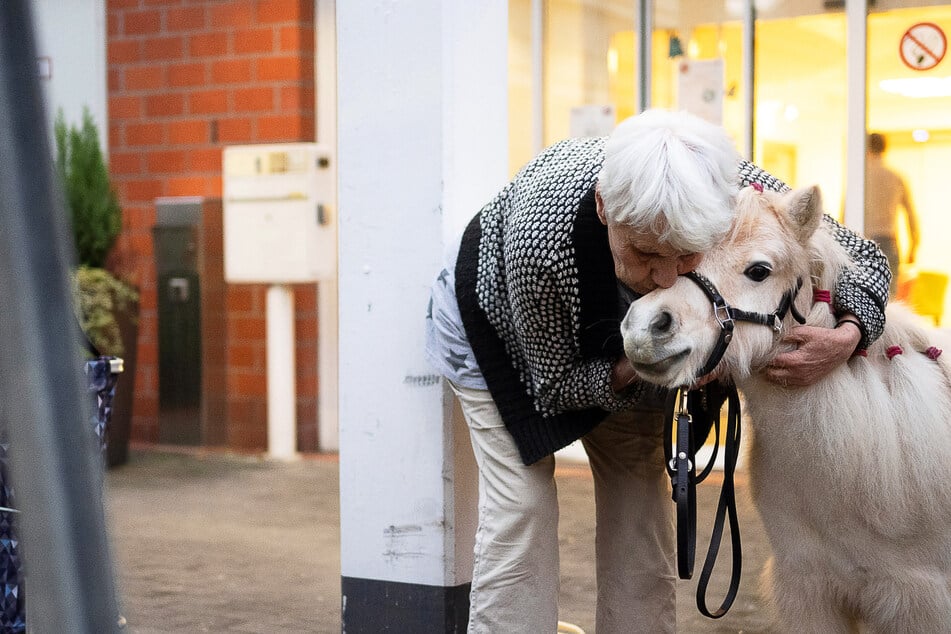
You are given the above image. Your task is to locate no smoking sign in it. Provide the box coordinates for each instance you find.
[900,22,947,71]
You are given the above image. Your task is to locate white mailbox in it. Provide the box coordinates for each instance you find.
[223,143,336,283]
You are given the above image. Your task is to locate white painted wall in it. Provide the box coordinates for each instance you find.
[337,2,508,587]
[31,0,108,150]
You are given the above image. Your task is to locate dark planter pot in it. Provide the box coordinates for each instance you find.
[106,300,138,468]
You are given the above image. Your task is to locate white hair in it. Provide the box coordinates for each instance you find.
[598,109,741,253]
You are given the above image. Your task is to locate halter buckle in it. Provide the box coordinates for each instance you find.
[713,302,734,330]
[771,315,783,333]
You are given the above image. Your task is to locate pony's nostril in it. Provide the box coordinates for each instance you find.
[651,311,673,334]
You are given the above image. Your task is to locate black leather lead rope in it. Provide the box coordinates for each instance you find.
[665,388,697,578]
[695,386,743,618]
[664,385,742,618]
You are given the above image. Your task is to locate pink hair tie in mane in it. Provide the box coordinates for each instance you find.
[854,349,868,357]
[751,182,764,193]
[886,345,903,360]
[813,289,832,310]
[926,346,943,360]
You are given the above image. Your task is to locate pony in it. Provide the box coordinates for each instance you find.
[620,184,951,632]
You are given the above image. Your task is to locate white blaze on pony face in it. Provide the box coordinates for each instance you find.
[620,185,824,388]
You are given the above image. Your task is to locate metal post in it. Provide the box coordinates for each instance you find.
[267,284,298,459]
[531,0,544,155]
[636,0,652,113]
[0,1,120,631]
[844,0,868,231]
[742,0,756,162]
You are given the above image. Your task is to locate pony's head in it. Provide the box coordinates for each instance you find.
[620,184,828,388]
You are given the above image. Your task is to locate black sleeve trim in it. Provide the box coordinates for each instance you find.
[573,184,625,359]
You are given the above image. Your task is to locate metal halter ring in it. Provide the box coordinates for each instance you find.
[669,453,694,473]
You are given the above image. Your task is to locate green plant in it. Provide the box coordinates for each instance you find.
[54,106,139,356]
[55,106,121,268]
[74,266,139,356]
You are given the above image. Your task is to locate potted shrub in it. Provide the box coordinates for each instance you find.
[56,107,139,468]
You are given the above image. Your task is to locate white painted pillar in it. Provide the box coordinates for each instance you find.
[337,2,508,630]
[266,284,298,459]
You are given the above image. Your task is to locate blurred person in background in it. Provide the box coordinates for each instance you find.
[865,131,919,297]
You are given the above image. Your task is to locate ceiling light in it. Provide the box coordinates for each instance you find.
[607,47,618,75]
[879,76,951,98]
[726,0,781,14]
[687,39,700,58]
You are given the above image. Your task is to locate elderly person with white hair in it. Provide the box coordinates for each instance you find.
[425,109,890,633]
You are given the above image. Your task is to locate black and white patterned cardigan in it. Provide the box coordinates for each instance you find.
[455,137,890,465]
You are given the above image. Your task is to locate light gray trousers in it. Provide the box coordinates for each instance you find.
[451,383,676,634]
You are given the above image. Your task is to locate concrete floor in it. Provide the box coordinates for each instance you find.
[103,448,776,633]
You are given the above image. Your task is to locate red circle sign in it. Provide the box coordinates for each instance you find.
[900,22,947,71]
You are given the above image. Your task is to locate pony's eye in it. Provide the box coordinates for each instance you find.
[744,262,772,282]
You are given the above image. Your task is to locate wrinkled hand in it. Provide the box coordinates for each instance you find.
[610,356,639,394]
[765,322,860,387]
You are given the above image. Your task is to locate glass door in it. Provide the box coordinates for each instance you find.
[868,4,951,324]
[508,0,638,174]
[752,3,854,213]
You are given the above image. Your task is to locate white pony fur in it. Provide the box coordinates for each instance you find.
[621,185,951,632]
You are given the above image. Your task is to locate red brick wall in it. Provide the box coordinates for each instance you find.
[106,0,319,451]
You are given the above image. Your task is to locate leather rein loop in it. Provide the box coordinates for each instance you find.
[663,271,807,619]
[665,389,697,579]
[664,387,741,618]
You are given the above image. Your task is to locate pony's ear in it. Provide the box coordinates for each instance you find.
[783,185,823,243]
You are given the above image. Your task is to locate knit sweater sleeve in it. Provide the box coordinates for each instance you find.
[508,249,654,414]
[738,161,889,347]
[821,215,890,346]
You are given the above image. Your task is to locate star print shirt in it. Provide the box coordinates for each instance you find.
[425,232,488,390]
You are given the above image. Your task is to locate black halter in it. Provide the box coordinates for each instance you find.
[684,271,808,380]
[664,270,808,619]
